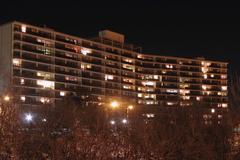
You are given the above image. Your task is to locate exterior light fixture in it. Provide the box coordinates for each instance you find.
[4,96,10,102]
[110,120,115,125]
[25,113,33,122]
[128,105,134,110]
[110,101,119,109]
[122,118,127,124]
[211,108,215,113]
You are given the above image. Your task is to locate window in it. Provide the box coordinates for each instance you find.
[201,67,208,73]
[167,102,175,106]
[211,108,215,113]
[182,96,190,100]
[39,97,50,104]
[105,75,114,80]
[123,85,132,90]
[154,75,158,79]
[142,81,155,86]
[221,86,227,91]
[122,64,135,71]
[20,96,26,102]
[122,58,133,63]
[180,89,190,95]
[203,74,208,79]
[21,25,26,33]
[166,89,178,93]
[166,64,173,69]
[221,75,227,79]
[37,80,55,89]
[13,59,21,67]
[202,85,209,90]
[60,91,65,96]
[222,103,228,108]
[65,76,78,82]
[81,64,91,69]
[81,48,91,55]
[37,71,53,79]
[20,78,25,85]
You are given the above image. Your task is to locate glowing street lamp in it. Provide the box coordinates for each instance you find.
[110,120,115,125]
[122,118,127,124]
[4,95,10,102]
[110,101,119,109]
[25,113,33,122]
[127,105,134,110]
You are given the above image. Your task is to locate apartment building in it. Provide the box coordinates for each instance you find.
[0,21,228,116]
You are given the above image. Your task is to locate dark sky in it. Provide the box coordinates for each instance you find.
[1,1,240,68]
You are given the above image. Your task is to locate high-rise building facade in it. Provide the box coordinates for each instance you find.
[0,21,228,115]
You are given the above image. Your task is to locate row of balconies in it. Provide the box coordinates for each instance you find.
[14,26,227,69]
[15,42,227,76]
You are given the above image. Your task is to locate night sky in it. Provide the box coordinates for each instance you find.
[1,1,240,69]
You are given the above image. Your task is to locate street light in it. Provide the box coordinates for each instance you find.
[25,113,33,122]
[110,101,119,109]
[122,118,127,124]
[110,120,115,125]
[127,105,134,110]
[4,95,10,102]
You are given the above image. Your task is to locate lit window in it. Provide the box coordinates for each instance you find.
[146,101,155,105]
[221,86,227,91]
[180,84,189,88]
[179,89,190,95]
[21,25,26,33]
[122,64,135,71]
[142,81,155,86]
[182,96,190,100]
[203,74,208,79]
[154,75,158,79]
[166,89,178,93]
[218,115,223,119]
[137,55,143,59]
[201,61,211,66]
[166,64,173,69]
[202,85,207,90]
[123,85,131,89]
[81,64,91,69]
[201,67,208,73]
[162,70,166,74]
[37,72,53,79]
[146,88,154,92]
[211,108,215,113]
[37,80,55,89]
[222,103,228,108]
[221,75,227,79]
[81,48,91,55]
[210,74,214,78]
[144,94,156,99]
[196,96,201,101]
[167,102,175,106]
[105,75,114,80]
[20,78,25,85]
[20,96,26,102]
[13,59,21,67]
[40,97,50,104]
[60,91,65,96]
[145,113,155,118]
[123,78,134,83]
[65,76,78,82]
[123,58,133,63]
[138,93,142,97]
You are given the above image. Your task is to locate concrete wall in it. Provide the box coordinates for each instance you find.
[0,23,13,93]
